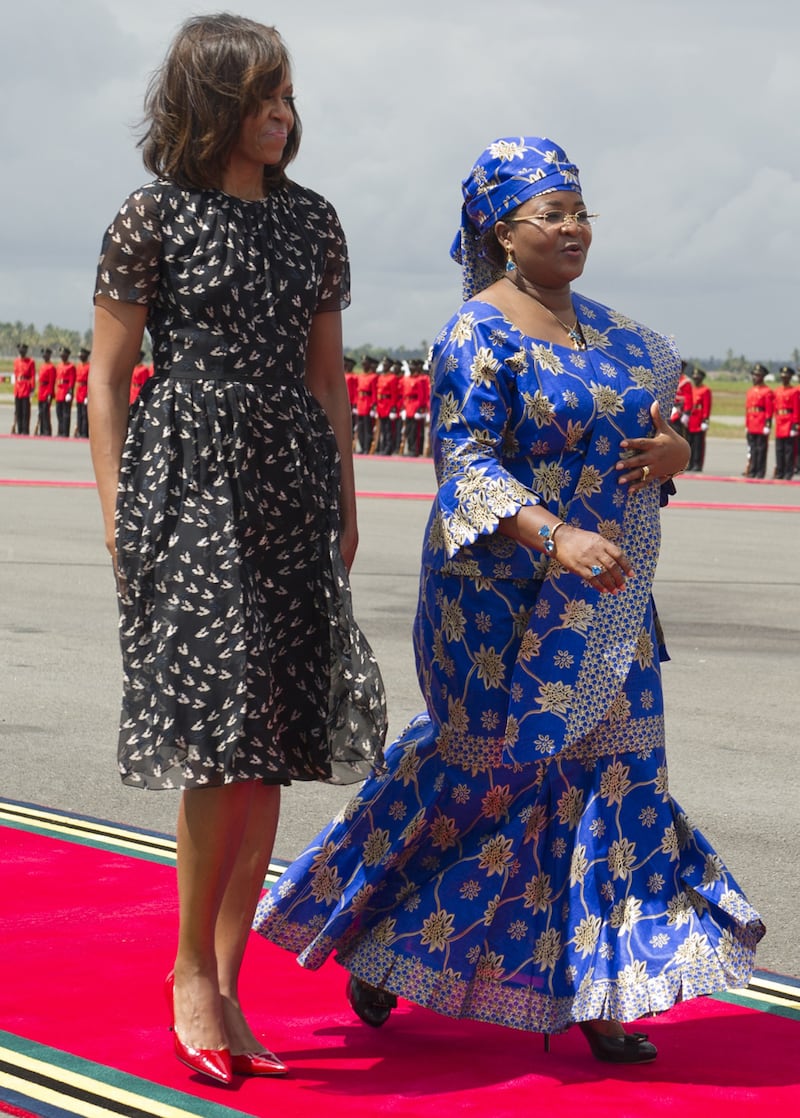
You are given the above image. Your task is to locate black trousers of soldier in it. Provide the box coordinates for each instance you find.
[687,431,706,472]
[14,397,31,435]
[378,419,396,455]
[38,401,52,436]
[746,432,768,479]
[56,401,72,438]
[75,403,89,439]
[356,415,373,455]
[774,438,794,480]
[404,417,423,456]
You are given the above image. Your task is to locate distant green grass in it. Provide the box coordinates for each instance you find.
[0,366,757,440]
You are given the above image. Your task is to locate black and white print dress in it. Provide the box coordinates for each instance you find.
[95,179,386,790]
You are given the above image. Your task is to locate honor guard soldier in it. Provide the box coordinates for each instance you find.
[743,364,775,478]
[129,350,151,406]
[400,359,430,456]
[55,347,77,437]
[13,343,36,435]
[375,361,401,454]
[669,360,693,434]
[74,347,91,438]
[36,347,56,436]
[355,357,378,454]
[773,365,799,479]
[343,356,359,445]
[686,367,712,471]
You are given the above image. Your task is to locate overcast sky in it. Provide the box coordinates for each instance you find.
[2,0,799,361]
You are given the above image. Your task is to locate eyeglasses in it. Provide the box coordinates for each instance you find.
[508,210,598,228]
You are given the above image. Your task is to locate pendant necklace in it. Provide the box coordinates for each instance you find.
[504,273,586,350]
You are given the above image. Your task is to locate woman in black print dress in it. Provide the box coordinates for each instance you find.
[89,14,385,1085]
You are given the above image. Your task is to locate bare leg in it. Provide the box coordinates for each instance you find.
[172,782,273,1052]
[215,783,281,1054]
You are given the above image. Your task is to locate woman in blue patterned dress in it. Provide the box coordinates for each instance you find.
[254,137,764,1064]
[89,15,385,1085]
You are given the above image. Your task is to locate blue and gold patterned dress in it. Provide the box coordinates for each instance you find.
[254,295,764,1032]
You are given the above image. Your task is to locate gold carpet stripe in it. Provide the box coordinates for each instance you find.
[748,974,800,1000]
[718,981,800,1019]
[0,802,284,881]
[0,1074,122,1118]
[0,803,175,852]
[0,1046,210,1118]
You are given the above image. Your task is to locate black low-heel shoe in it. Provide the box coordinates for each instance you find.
[578,1022,657,1064]
[346,974,397,1028]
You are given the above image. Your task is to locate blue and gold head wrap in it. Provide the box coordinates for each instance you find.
[450,136,582,300]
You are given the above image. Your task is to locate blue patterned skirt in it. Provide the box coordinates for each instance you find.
[254,568,764,1032]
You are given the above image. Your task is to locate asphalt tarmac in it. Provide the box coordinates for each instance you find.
[1,425,798,977]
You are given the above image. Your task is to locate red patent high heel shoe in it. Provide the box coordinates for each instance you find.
[230,1050,288,1077]
[165,971,233,1084]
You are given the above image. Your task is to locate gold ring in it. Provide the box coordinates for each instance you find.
[641,464,650,482]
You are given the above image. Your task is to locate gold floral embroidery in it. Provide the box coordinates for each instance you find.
[470,346,501,387]
[420,908,456,950]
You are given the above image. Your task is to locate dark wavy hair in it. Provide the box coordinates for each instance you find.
[138,13,301,192]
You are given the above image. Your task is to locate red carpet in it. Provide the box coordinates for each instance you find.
[1,801,798,1118]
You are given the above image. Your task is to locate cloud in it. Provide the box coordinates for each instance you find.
[2,0,799,359]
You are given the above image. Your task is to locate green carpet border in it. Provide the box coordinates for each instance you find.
[0,816,177,869]
[714,976,800,1022]
[0,799,282,884]
[0,1032,253,1118]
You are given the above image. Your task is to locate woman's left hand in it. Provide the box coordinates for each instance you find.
[339,520,359,573]
[616,400,690,492]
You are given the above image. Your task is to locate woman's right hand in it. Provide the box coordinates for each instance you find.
[553,524,634,593]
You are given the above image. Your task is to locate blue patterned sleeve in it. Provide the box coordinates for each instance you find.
[427,308,539,561]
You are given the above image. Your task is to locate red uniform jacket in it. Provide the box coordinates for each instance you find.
[773,385,800,439]
[400,373,430,418]
[54,362,77,403]
[13,356,36,398]
[74,362,90,405]
[670,374,692,422]
[745,384,775,435]
[345,371,359,411]
[375,373,400,418]
[686,384,712,434]
[355,372,378,417]
[37,362,56,402]
[129,363,151,405]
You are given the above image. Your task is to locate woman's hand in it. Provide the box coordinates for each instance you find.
[339,520,359,573]
[616,400,690,492]
[89,297,148,586]
[553,524,634,594]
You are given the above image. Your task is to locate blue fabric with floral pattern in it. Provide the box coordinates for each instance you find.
[254,296,764,1033]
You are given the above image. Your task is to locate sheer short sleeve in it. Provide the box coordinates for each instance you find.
[94,185,163,306]
[314,200,351,314]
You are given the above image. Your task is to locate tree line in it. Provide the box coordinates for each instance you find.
[0,321,93,359]
[1,320,797,377]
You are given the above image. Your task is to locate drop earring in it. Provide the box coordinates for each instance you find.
[505,247,516,272]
